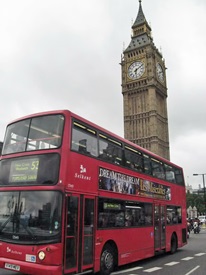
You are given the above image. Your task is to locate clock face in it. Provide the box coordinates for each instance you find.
[128,61,145,80]
[156,63,164,82]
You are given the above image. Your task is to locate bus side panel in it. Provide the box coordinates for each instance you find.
[165,224,187,252]
[165,185,187,252]
[67,153,98,194]
[94,227,154,271]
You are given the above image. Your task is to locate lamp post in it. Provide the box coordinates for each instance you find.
[193,173,206,215]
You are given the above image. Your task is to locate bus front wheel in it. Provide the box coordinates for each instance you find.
[100,244,116,275]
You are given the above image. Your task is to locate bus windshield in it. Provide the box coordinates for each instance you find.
[2,114,64,154]
[0,191,62,244]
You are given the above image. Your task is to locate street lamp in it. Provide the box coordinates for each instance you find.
[193,173,206,215]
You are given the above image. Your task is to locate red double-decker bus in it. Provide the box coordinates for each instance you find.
[0,110,187,275]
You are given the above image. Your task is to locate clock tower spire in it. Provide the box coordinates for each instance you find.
[121,1,170,160]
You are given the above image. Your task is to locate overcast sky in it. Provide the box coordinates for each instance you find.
[1,0,206,189]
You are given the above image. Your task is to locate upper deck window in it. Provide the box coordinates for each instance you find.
[151,158,165,180]
[2,115,64,155]
[70,120,185,187]
[164,164,175,183]
[99,134,123,165]
[71,121,98,157]
[174,168,184,186]
[124,146,143,171]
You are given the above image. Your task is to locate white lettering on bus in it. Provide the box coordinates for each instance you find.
[6,246,22,255]
[68,184,74,188]
[99,167,138,184]
[74,173,91,181]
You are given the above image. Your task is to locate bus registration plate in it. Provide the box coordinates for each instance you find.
[5,262,20,271]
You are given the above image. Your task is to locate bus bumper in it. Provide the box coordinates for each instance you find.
[0,257,62,275]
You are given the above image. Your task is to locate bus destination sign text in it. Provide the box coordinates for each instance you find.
[9,158,39,183]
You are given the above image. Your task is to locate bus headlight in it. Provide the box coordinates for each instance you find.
[38,251,46,260]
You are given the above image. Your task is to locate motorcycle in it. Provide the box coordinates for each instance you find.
[193,221,200,234]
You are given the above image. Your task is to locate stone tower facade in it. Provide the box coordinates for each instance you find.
[121,0,170,160]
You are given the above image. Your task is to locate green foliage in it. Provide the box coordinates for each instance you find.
[186,191,205,214]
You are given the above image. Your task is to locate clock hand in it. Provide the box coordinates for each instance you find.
[134,64,143,74]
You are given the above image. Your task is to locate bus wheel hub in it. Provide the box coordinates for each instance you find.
[104,252,113,269]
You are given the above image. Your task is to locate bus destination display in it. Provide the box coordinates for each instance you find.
[9,158,39,183]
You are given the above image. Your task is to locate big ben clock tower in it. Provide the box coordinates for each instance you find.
[121,0,170,160]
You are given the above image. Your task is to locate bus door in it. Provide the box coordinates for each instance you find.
[64,194,95,274]
[154,204,166,251]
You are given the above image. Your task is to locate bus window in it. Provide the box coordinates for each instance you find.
[124,146,143,171]
[151,158,165,180]
[125,202,152,227]
[3,115,64,154]
[3,120,29,154]
[167,205,182,224]
[174,168,184,186]
[27,115,64,150]
[99,134,123,165]
[0,191,62,243]
[98,198,153,229]
[98,198,124,228]
[143,154,152,175]
[165,164,175,183]
[71,121,98,157]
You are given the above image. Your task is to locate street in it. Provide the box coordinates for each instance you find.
[0,227,206,275]
[110,226,206,275]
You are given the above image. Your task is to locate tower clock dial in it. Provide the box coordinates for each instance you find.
[156,63,164,82]
[128,61,145,80]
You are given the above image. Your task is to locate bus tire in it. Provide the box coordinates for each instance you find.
[100,244,116,275]
[170,234,177,254]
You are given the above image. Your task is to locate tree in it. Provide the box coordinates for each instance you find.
[186,191,204,215]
